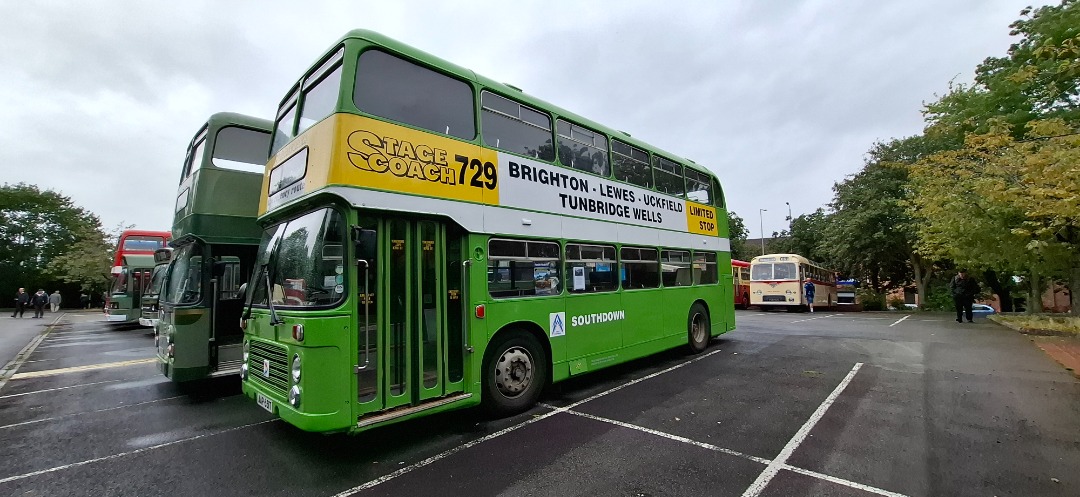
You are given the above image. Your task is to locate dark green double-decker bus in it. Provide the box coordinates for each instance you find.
[156,113,272,382]
[242,30,733,433]
[139,248,173,328]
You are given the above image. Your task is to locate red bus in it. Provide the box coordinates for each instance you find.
[733,259,751,309]
[112,230,171,268]
[106,230,171,323]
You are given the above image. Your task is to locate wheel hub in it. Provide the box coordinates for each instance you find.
[495,347,533,397]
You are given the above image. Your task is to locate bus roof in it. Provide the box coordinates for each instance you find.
[295,29,716,179]
[173,112,273,245]
[750,253,830,269]
[732,259,750,267]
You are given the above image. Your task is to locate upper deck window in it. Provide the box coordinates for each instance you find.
[354,50,475,140]
[685,169,713,204]
[123,236,165,251]
[297,48,344,136]
[557,120,609,176]
[181,135,207,181]
[653,156,685,197]
[481,91,554,161]
[612,140,651,188]
[271,91,299,156]
[212,126,272,173]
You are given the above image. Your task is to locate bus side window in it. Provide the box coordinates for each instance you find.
[487,239,560,298]
[661,250,691,287]
[557,119,609,177]
[621,247,659,289]
[566,244,617,293]
[481,91,555,162]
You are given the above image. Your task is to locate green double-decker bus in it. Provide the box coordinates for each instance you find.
[139,248,173,328]
[156,112,272,382]
[241,30,734,433]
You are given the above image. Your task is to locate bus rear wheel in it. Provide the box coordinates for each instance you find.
[687,303,710,354]
[482,330,547,416]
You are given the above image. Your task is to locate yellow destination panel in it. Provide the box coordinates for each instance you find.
[331,114,499,205]
[685,201,719,236]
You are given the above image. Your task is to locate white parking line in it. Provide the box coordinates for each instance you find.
[548,403,909,497]
[0,379,125,399]
[543,404,770,464]
[889,315,912,327]
[0,395,185,430]
[0,314,64,393]
[741,362,863,497]
[0,419,276,484]
[790,313,839,324]
[331,348,725,496]
[11,358,156,379]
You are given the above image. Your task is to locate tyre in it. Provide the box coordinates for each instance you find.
[481,330,547,416]
[687,302,710,354]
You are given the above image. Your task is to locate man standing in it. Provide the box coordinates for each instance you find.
[31,289,49,318]
[80,293,90,309]
[11,288,29,318]
[948,269,980,323]
[49,290,62,312]
[803,277,816,313]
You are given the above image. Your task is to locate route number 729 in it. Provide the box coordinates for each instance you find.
[455,155,497,190]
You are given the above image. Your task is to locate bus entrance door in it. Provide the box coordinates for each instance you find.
[357,218,466,423]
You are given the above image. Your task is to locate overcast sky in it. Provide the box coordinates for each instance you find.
[0,0,1044,240]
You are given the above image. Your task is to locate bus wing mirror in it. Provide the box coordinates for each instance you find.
[352,226,377,263]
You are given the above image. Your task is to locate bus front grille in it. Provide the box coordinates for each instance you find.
[248,340,289,397]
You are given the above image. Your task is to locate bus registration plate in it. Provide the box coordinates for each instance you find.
[256,393,274,414]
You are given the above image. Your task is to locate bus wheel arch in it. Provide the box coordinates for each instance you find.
[481,323,550,416]
[687,300,711,354]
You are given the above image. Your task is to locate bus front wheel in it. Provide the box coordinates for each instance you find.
[687,303,710,354]
[482,330,548,416]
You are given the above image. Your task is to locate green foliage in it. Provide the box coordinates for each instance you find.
[767,209,832,264]
[727,211,750,261]
[857,289,886,311]
[922,285,956,311]
[925,0,1080,140]
[0,183,106,302]
[47,225,113,293]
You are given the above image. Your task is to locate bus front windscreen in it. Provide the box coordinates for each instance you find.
[252,207,346,308]
[751,262,797,281]
[110,269,129,294]
[166,244,204,305]
[146,264,168,297]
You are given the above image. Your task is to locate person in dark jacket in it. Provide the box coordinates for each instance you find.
[948,269,980,323]
[31,289,48,318]
[11,288,29,318]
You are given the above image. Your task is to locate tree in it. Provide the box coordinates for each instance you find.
[910,120,1080,315]
[726,211,750,261]
[827,135,955,303]
[0,183,105,302]
[47,224,113,293]
[924,1,1080,141]
[767,209,832,266]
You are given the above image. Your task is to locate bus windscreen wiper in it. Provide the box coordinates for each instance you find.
[264,267,284,325]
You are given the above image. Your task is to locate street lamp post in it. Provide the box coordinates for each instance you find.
[758,208,767,256]
[785,202,792,222]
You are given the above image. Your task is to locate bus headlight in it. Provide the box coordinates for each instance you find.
[240,363,248,380]
[289,385,301,407]
[291,354,301,383]
[243,340,250,362]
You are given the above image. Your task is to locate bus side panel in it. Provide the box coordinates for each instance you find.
[620,290,663,349]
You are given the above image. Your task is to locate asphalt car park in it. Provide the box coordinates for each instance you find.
[0,310,1077,497]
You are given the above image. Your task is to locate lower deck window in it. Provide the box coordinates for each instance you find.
[488,239,560,298]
